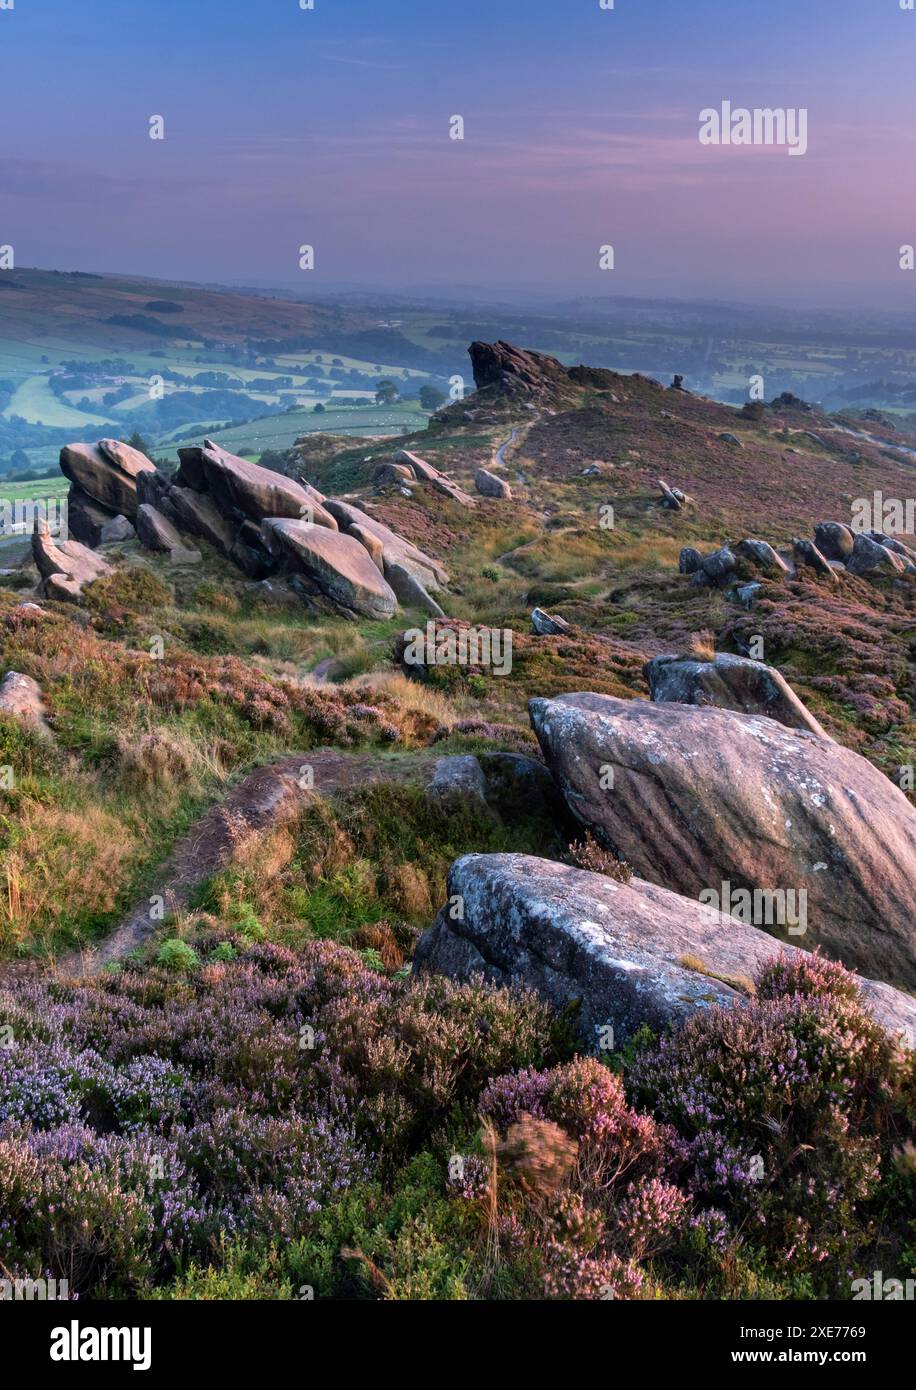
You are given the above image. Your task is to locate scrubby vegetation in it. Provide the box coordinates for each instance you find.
[0,948,912,1299]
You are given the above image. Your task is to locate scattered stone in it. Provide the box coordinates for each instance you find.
[0,671,52,738]
[529,692,916,990]
[734,582,762,608]
[718,432,742,446]
[645,651,829,738]
[678,547,702,575]
[531,607,572,636]
[475,467,512,499]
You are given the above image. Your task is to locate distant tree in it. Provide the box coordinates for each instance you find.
[375,379,399,406]
[125,431,153,459]
[419,385,446,412]
[313,402,326,413]
[9,448,30,471]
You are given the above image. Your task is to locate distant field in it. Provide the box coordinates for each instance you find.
[0,474,69,503]
[154,401,429,461]
[3,374,112,428]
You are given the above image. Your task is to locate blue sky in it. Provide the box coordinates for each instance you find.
[1,0,915,305]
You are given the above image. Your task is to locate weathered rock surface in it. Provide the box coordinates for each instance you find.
[700,546,737,582]
[323,499,449,586]
[383,556,445,616]
[182,444,338,528]
[847,533,908,577]
[60,441,154,518]
[678,547,702,575]
[425,755,494,816]
[531,607,572,636]
[31,522,113,601]
[0,671,52,738]
[394,449,440,482]
[814,521,855,561]
[261,519,398,619]
[645,652,829,738]
[135,504,200,563]
[67,486,120,548]
[793,537,838,581]
[170,487,236,555]
[413,854,916,1046]
[475,467,512,499]
[734,538,790,576]
[374,461,414,486]
[529,692,916,990]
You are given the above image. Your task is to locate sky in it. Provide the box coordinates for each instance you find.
[1,0,916,308]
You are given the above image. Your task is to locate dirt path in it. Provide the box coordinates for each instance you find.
[56,747,436,977]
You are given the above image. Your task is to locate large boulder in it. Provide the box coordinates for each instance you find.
[31,521,113,601]
[413,854,916,1046]
[645,652,829,738]
[814,521,855,562]
[793,537,839,581]
[529,693,916,990]
[261,518,398,619]
[182,444,338,528]
[60,440,154,518]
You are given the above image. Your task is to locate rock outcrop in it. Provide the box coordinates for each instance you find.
[645,652,829,738]
[261,519,398,619]
[414,854,916,1046]
[529,693,916,990]
[57,436,452,619]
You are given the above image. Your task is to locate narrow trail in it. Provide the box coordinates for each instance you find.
[56,747,436,978]
[494,427,519,468]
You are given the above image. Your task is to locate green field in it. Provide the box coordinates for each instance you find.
[154,401,429,461]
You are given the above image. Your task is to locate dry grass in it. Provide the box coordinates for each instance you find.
[347,670,459,726]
